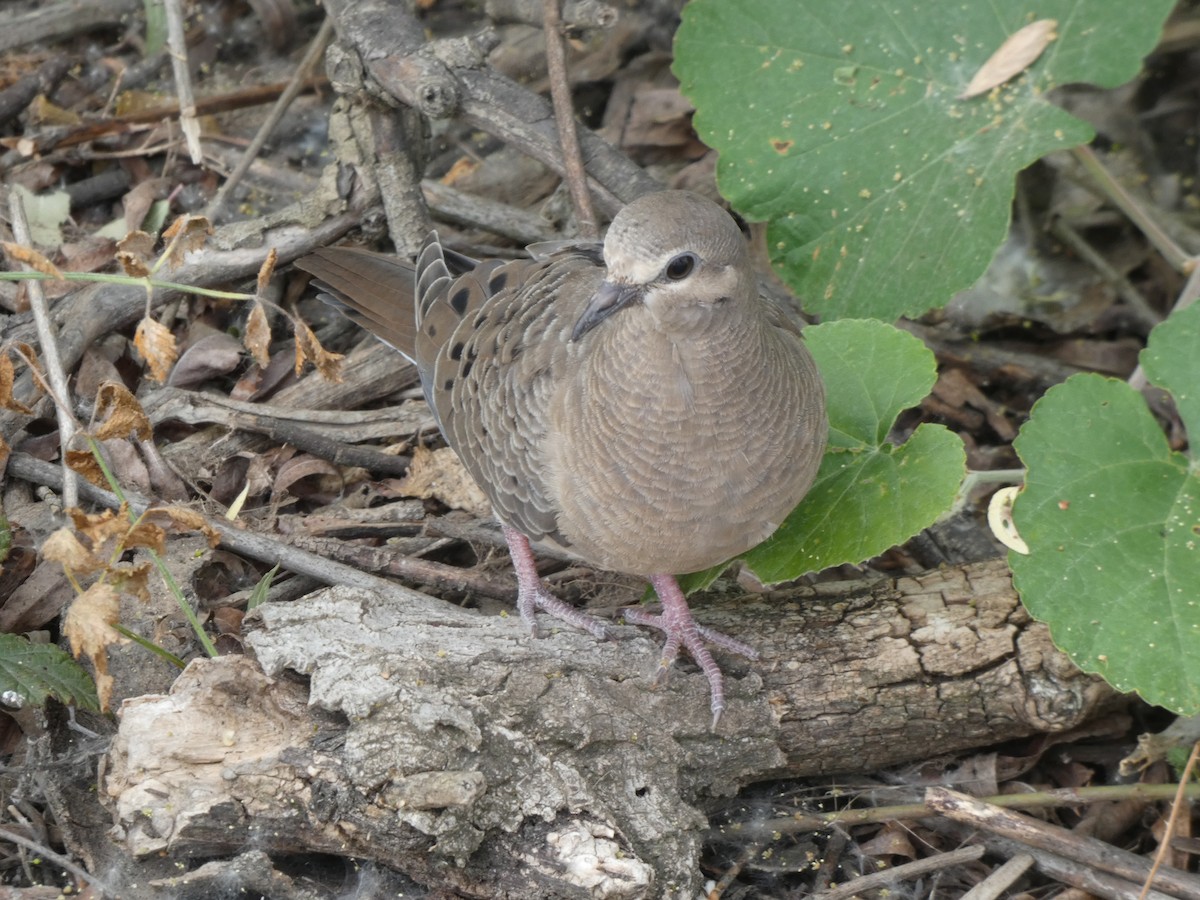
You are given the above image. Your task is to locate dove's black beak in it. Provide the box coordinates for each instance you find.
[571,280,642,341]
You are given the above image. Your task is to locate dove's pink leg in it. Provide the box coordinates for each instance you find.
[624,575,759,728]
[503,526,610,640]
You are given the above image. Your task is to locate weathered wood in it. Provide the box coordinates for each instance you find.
[102,558,1118,898]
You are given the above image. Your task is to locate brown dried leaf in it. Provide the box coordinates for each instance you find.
[0,432,9,474]
[65,448,110,488]
[959,19,1057,100]
[272,454,342,498]
[244,301,271,368]
[256,247,278,296]
[63,582,124,711]
[122,521,166,555]
[859,822,917,859]
[121,177,169,234]
[168,331,243,388]
[1,241,66,279]
[394,443,491,517]
[144,506,221,548]
[93,381,153,441]
[293,318,345,381]
[116,231,155,277]
[161,215,212,268]
[42,527,104,575]
[68,506,135,555]
[134,317,178,383]
[109,560,153,602]
[0,349,34,414]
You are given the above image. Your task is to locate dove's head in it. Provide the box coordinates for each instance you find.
[572,191,756,340]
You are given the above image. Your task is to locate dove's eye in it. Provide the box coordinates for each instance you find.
[665,253,697,281]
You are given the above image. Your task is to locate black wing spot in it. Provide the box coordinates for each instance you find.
[449,341,465,360]
[442,377,455,391]
[450,287,471,315]
[426,323,437,338]
[461,359,474,378]
[474,312,489,329]
[489,271,508,293]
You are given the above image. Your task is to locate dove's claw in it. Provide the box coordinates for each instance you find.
[621,575,758,729]
[504,526,611,640]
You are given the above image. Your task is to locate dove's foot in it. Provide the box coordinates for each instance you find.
[503,526,611,640]
[623,574,759,729]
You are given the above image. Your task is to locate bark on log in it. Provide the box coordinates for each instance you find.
[101,558,1118,898]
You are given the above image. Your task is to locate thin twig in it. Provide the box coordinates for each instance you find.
[163,0,202,163]
[1071,145,1191,274]
[810,844,985,900]
[930,820,1175,900]
[926,787,1200,898]
[711,782,1200,840]
[0,826,108,896]
[207,16,335,221]
[1138,740,1200,900]
[1049,217,1161,331]
[960,852,1035,900]
[7,189,78,509]
[542,0,597,236]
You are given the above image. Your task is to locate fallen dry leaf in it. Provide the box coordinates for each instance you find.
[161,215,212,268]
[65,447,109,488]
[293,317,345,381]
[93,380,153,441]
[134,317,179,383]
[143,506,221,548]
[63,581,125,711]
[257,247,278,296]
[244,301,272,368]
[0,347,35,414]
[68,505,138,555]
[959,19,1057,100]
[169,331,244,388]
[273,454,343,499]
[115,230,155,277]
[394,443,491,517]
[41,527,105,576]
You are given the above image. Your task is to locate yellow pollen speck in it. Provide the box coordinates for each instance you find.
[859,188,871,199]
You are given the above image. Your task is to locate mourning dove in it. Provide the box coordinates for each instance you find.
[297,190,827,724]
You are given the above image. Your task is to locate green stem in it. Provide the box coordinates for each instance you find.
[113,624,187,669]
[84,436,219,658]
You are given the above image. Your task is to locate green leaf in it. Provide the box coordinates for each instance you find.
[247,563,280,611]
[675,0,1175,320]
[743,319,965,582]
[0,633,101,711]
[1011,303,1200,714]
